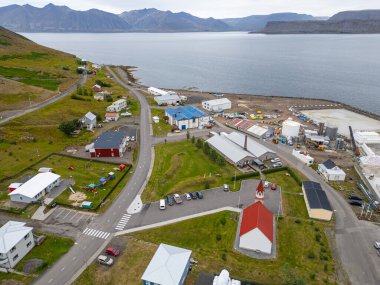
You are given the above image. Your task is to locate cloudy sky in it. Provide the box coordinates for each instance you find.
[2,0,380,18]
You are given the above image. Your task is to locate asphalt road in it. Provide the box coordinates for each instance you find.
[0,74,87,125]
[33,67,152,285]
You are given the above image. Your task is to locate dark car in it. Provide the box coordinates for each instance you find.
[166,195,175,206]
[348,194,362,201]
[50,202,57,208]
[195,191,203,199]
[348,199,363,206]
[190,192,198,200]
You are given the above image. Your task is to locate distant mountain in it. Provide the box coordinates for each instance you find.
[119,8,230,32]
[260,10,380,34]
[221,13,316,31]
[0,3,130,32]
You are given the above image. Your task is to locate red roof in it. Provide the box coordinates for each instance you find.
[239,201,273,242]
[256,180,264,193]
[105,112,119,117]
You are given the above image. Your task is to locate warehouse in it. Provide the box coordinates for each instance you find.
[141,243,192,285]
[207,133,255,167]
[148,87,176,96]
[154,94,181,106]
[165,106,211,130]
[318,159,346,181]
[202,98,231,112]
[9,173,61,203]
[90,131,127,158]
[239,201,274,254]
[292,149,314,166]
[354,131,380,145]
[302,181,333,221]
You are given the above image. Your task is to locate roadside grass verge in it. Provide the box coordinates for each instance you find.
[151,108,171,136]
[0,273,34,284]
[143,140,239,202]
[15,233,74,275]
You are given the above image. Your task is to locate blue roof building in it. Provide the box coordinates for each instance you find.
[165,106,210,130]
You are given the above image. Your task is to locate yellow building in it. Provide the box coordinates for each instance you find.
[302,181,333,221]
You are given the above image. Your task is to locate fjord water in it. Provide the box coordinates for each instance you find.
[23,32,380,115]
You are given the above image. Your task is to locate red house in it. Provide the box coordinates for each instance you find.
[91,84,102,92]
[90,131,127,158]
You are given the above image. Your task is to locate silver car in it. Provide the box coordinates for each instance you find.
[98,255,114,266]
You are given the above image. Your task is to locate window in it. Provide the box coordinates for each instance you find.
[24,233,29,240]
[13,254,18,261]
[10,246,16,253]
[26,241,32,248]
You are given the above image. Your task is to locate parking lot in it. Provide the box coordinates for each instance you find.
[45,207,95,227]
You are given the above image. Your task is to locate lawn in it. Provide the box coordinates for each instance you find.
[151,108,172,136]
[143,140,238,202]
[15,233,74,275]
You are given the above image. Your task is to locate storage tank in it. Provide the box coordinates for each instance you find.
[325,126,338,140]
[282,120,301,137]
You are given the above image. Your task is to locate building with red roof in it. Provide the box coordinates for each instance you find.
[239,201,273,254]
[255,180,265,200]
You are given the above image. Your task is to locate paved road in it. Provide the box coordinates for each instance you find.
[33,67,152,285]
[0,74,87,125]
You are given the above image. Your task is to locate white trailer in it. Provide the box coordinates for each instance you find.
[292,149,314,166]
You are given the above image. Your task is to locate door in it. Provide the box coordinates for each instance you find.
[181,125,186,130]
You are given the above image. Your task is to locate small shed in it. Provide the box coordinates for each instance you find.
[119,164,126,170]
[81,201,93,209]
[8,183,23,192]
[38,167,52,173]
[91,84,102,92]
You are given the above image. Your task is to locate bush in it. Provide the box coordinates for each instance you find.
[315,233,321,242]
[307,251,316,260]
[71,94,87,101]
[262,166,288,174]
[220,216,226,225]
[216,155,226,166]
[215,233,222,241]
[105,94,113,102]
[195,138,203,149]
[191,136,195,144]
[232,172,260,181]
[95,79,111,87]
[59,119,80,135]
[294,219,301,224]
[221,253,227,261]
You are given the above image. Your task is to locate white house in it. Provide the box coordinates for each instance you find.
[148,87,176,96]
[154,94,181,106]
[239,201,273,254]
[318,159,346,181]
[292,149,314,166]
[9,173,61,203]
[141,243,192,285]
[106,99,127,112]
[202,98,231,112]
[165,106,211,130]
[81,112,97,130]
[94,93,105,101]
[0,221,35,268]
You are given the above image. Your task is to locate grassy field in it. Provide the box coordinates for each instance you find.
[151,108,172,136]
[142,140,238,202]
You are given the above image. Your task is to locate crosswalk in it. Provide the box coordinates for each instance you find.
[115,213,132,231]
[83,228,110,239]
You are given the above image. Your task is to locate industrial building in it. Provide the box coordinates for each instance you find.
[302,181,333,221]
[90,131,127,158]
[239,201,274,254]
[148,87,176,97]
[141,243,192,285]
[106,99,127,112]
[354,131,380,145]
[201,98,231,112]
[9,173,61,203]
[165,106,211,130]
[154,94,181,106]
[282,120,301,137]
[318,159,346,181]
[0,221,35,268]
[226,119,273,139]
[292,149,314,166]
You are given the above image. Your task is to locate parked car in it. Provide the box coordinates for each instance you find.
[348,199,363,206]
[223,184,229,192]
[272,162,283,168]
[131,136,136,141]
[166,195,175,206]
[126,136,130,141]
[264,181,270,188]
[120,112,132,117]
[159,199,166,210]
[190,192,198,200]
[98,255,114,266]
[348,194,362,201]
[50,202,57,208]
[374,242,380,249]
[196,191,203,199]
[105,247,120,257]
[173,193,183,204]
[271,183,277,191]
[271,158,281,163]
[184,193,191,201]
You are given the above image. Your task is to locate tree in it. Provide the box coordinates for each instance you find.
[216,155,226,166]
[76,87,83,95]
[196,138,203,149]
[210,149,218,161]
[191,136,195,144]
[58,119,80,135]
[83,88,88,96]
[186,131,190,140]
[203,142,210,155]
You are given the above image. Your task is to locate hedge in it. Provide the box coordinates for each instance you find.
[231,172,260,181]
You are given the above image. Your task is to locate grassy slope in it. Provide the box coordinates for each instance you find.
[0,27,78,110]
[143,140,238,202]
[151,108,172,136]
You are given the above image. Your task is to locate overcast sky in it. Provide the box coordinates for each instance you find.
[2,0,380,18]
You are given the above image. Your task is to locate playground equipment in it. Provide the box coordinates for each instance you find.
[83,172,116,191]
[68,184,76,194]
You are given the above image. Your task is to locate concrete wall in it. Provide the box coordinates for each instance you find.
[239,229,272,254]
[0,230,34,268]
[309,209,332,221]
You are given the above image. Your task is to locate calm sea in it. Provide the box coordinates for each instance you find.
[22,32,380,115]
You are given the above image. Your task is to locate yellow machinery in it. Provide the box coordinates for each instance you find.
[272,138,279,144]
[257,110,262,114]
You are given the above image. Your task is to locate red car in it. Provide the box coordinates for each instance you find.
[105,247,120,256]
[271,183,277,191]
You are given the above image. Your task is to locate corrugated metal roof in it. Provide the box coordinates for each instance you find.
[155,94,180,102]
[0,221,33,253]
[202,98,231,106]
[166,106,208,121]
[94,131,125,149]
[226,132,275,158]
[302,181,332,211]
[141,244,192,285]
[240,201,273,242]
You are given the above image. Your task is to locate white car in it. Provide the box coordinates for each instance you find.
[120,112,132,117]
[131,136,136,141]
[98,255,114,266]
[223,184,229,191]
[271,158,281,163]
[126,136,130,141]
[374,242,380,249]
[264,181,270,188]
[184,193,191,200]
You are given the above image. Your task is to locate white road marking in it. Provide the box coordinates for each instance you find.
[62,210,72,219]
[87,229,96,236]
[83,228,111,239]
[83,228,90,234]
[72,256,77,261]
[69,212,79,221]
[48,279,53,284]
[104,233,110,239]
[61,267,65,271]
[54,209,64,218]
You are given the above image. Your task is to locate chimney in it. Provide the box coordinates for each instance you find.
[244,135,248,150]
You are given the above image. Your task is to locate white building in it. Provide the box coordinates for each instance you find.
[354,131,380,145]
[213,270,241,285]
[165,106,211,130]
[282,120,301,137]
[9,173,61,203]
[154,94,181,106]
[81,112,97,130]
[318,159,346,181]
[141,244,192,285]
[148,87,176,97]
[292,149,314,166]
[247,124,271,139]
[106,99,127,112]
[0,221,35,268]
[239,201,274,254]
[202,98,231,112]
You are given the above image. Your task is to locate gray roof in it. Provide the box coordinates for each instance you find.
[302,181,332,211]
[93,131,125,149]
[227,132,275,158]
[84,112,96,121]
[322,159,336,170]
